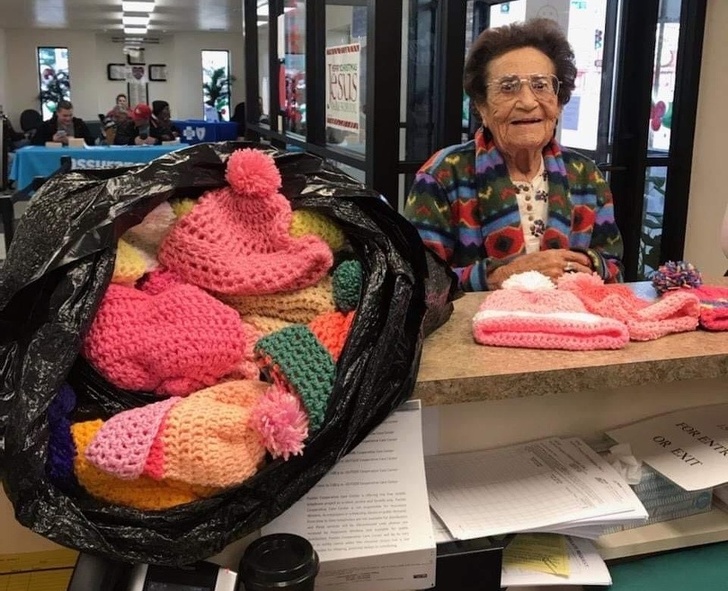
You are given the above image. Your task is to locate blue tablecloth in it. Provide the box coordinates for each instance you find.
[173,120,239,144]
[9,144,187,191]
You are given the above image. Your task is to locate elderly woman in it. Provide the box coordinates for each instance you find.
[404,19,623,291]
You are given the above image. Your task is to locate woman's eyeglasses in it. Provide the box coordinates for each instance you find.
[486,74,561,102]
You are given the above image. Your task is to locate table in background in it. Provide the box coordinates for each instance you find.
[173,120,239,144]
[9,144,187,191]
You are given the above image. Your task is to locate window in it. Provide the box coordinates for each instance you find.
[201,50,232,121]
[37,47,70,120]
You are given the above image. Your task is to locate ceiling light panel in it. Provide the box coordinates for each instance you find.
[122,15,150,26]
[124,26,148,35]
[122,1,155,13]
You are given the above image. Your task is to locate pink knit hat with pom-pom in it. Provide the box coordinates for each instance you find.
[158,148,333,296]
[472,271,629,350]
[558,273,700,340]
[82,283,248,396]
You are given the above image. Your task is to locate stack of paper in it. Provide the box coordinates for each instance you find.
[263,400,436,591]
[426,436,648,541]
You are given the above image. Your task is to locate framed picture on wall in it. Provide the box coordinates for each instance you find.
[107,63,126,81]
[148,64,168,82]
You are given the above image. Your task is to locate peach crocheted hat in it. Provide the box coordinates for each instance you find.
[558,273,700,340]
[82,283,247,396]
[72,419,216,510]
[472,271,629,350]
[158,148,333,295]
[86,380,268,489]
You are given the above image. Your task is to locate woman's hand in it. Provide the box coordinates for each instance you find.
[487,249,592,289]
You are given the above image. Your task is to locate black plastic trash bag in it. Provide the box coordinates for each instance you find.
[0,142,457,565]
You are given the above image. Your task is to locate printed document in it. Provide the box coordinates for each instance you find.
[263,400,435,591]
[426,436,646,539]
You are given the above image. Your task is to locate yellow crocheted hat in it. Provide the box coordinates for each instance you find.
[242,314,292,336]
[290,209,346,252]
[219,276,335,324]
[111,239,147,285]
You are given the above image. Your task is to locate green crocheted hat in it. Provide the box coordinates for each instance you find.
[332,260,362,312]
[254,311,354,431]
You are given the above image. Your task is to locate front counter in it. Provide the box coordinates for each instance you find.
[2,282,727,570]
[414,281,728,560]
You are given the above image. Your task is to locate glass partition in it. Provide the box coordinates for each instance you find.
[325,4,367,157]
[282,0,307,137]
[257,0,271,126]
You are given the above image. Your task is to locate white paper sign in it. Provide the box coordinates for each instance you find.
[325,43,361,136]
[607,404,728,491]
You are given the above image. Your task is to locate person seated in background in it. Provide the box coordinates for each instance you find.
[32,100,94,146]
[114,103,158,146]
[150,100,180,142]
[2,114,30,187]
[403,19,624,291]
[107,93,131,118]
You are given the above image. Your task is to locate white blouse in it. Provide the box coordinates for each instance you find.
[512,159,550,254]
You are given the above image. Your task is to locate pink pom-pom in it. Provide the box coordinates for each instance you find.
[225,148,281,199]
[249,384,308,460]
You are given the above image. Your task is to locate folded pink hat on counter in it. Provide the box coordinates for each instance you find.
[690,284,728,331]
[472,271,629,350]
[558,273,699,341]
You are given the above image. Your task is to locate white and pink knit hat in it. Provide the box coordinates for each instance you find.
[472,271,630,350]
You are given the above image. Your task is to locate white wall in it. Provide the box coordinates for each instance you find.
[1,29,245,124]
[168,32,246,120]
[684,0,728,277]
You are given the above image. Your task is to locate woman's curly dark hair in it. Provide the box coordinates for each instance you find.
[463,18,577,108]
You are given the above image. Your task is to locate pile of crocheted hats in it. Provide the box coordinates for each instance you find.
[472,270,702,350]
[48,148,366,510]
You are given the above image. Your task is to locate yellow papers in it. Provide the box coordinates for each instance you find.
[0,549,78,575]
[503,533,570,576]
[0,549,78,591]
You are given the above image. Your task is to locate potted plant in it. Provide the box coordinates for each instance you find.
[203,67,235,120]
[39,67,71,115]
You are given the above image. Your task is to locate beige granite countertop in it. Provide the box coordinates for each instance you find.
[413,281,728,406]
